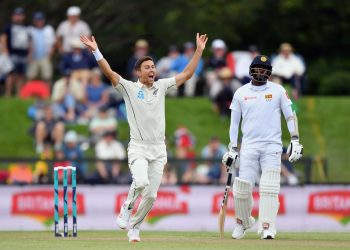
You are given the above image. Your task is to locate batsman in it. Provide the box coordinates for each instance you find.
[222,55,303,239]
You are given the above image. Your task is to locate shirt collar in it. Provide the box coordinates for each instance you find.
[248,81,270,91]
[136,80,156,89]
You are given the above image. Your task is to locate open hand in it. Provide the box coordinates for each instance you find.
[196,33,208,51]
[80,35,98,51]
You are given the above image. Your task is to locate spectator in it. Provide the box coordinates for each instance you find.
[234,45,260,85]
[161,163,178,185]
[33,104,65,153]
[56,6,91,54]
[271,43,306,100]
[94,131,127,183]
[27,11,55,83]
[171,41,204,96]
[62,130,87,181]
[173,126,196,183]
[156,45,179,79]
[1,7,31,97]
[7,162,33,185]
[200,137,227,184]
[281,147,299,185]
[59,38,97,86]
[82,68,109,120]
[89,105,117,144]
[126,39,152,81]
[33,143,52,184]
[0,45,14,89]
[205,39,232,97]
[213,67,239,117]
[51,73,85,122]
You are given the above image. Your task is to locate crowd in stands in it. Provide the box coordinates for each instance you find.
[0,6,304,186]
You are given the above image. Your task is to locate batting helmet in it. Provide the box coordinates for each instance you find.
[249,55,272,83]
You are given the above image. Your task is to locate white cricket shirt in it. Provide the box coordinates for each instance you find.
[230,81,292,148]
[115,77,176,142]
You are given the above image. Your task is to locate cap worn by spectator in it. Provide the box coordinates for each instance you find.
[212,39,226,50]
[135,39,149,48]
[64,131,78,144]
[67,6,81,16]
[33,11,45,21]
[248,45,259,53]
[13,7,24,15]
[184,42,194,50]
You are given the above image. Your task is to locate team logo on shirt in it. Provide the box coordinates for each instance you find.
[265,94,272,101]
[153,89,159,96]
[137,90,145,100]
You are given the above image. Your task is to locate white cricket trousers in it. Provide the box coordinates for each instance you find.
[238,143,282,186]
[123,140,167,229]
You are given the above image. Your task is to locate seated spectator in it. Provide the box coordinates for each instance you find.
[234,45,260,85]
[161,163,178,185]
[212,67,240,117]
[27,99,49,121]
[7,162,33,185]
[51,74,85,122]
[156,45,180,79]
[174,126,197,184]
[199,137,227,184]
[62,130,87,181]
[53,149,73,183]
[281,146,299,185]
[171,42,204,96]
[0,169,9,184]
[59,38,97,86]
[94,131,127,183]
[33,143,52,184]
[89,105,117,144]
[33,104,65,153]
[271,43,306,100]
[82,68,108,120]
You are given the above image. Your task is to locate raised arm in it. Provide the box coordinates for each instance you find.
[175,33,208,87]
[80,35,120,87]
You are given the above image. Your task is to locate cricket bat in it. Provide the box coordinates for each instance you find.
[218,162,233,238]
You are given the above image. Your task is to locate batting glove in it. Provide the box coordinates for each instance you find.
[287,138,303,162]
[222,143,239,171]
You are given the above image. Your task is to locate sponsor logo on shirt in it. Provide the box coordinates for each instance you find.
[244,96,257,101]
[153,89,159,96]
[137,90,145,100]
[265,94,272,101]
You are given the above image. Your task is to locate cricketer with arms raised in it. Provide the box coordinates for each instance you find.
[81,33,208,242]
[222,55,303,240]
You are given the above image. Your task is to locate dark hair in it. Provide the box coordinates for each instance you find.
[134,56,153,70]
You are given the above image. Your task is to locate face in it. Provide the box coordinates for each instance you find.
[68,15,79,23]
[250,66,272,84]
[12,14,25,24]
[137,60,156,85]
[281,49,292,58]
[34,19,45,28]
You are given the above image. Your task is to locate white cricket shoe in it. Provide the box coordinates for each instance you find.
[127,228,141,242]
[232,217,255,239]
[117,205,132,230]
[261,229,275,239]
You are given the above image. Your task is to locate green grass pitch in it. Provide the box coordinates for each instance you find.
[0,231,349,250]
